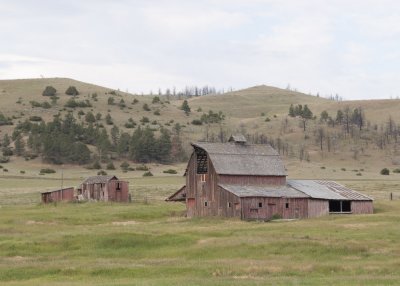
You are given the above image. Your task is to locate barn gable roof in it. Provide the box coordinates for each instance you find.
[192,142,287,176]
[166,185,186,202]
[81,175,118,185]
[219,184,309,198]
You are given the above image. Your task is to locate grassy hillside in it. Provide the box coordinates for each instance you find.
[1,77,400,174]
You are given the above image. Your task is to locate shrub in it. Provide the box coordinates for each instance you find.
[95,113,102,121]
[0,113,13,126]
[85,112,96,123]
[136,164,149,171]
[105,114,113,125]
[0,156,10,163]
[42,86,57,96]
[152,96,161,104]
[132,98,139,105]
[106,162,116,170]
[320,166,326,169]
[20,170,25,174]
[41,101,51,109]
[92,161,102,169]
[97,170,107,176]
[29,116,43,122]
[380,168,390,175]
[163,169,177,174]
[107,97,115,105]
[143,103,151,111]
[78,110,85,116]
[153,109,161,116]
[125,118,136,128]
[341,168,346,171]
[40,168,56,174]
[65,99,91,108]
[3,168,8,172]
[191,119,202,125]
[65,86,79,95]
[120,161,130,171]
[265,117,271,122]
[140,117,150,124]
[2,147,13,156]
[143,171,153,177]
[271,214,282,220]
[393,168,400,173]
[356,172,362,176]
[118,99,126,109]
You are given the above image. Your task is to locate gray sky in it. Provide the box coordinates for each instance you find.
[1,0,400,99]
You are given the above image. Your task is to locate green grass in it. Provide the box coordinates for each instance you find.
[1,176,400,285]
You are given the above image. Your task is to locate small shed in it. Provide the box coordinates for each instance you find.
[78,175,129,202]
[41,187,75,204]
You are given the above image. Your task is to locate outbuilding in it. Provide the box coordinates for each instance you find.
[77,175,129,202]
[41,187,75,204]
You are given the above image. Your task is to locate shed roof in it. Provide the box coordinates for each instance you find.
[166,185,186,202]
[41,187,74,194]
[81,175,118,185]
[192,142,287,176]
[228,134,247,143]
[220,184,309,198]
[287,180,373,201]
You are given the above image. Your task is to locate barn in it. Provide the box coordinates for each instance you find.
[77,175,130,202]
[170,135,373,220]
[41,187,75,204]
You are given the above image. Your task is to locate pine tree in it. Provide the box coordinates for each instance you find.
[181,100,191,115]
[14,134,25,156]
[288,104,295,117]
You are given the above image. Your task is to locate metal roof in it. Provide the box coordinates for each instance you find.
[81,175,118,185]
[287,180,373,201]
[314,180,373,201]
[192,142,287,176]
[287,180,346,200]
[219,184,309,198]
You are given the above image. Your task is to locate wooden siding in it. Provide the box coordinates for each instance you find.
[107,180,130,202]
[241,197,309,220]
[307,199,329,218]
[41,187,74,204]
[81,180,129,202]
[351,201,373,214]
[217,186,241,218]
[219,175,286,186]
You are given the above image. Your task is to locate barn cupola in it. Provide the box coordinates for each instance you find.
[228,134,247,145]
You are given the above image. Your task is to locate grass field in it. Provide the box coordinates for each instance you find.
[1,173,400,285]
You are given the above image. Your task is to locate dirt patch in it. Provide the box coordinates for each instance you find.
[111,221,138,226]
[26,220,56,225]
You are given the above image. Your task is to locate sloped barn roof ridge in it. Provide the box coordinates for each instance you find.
[191,141,280,156]
[219,183,309,198]
[82,175,118,184]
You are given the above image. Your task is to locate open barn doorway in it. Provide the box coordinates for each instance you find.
[329,200,351,213]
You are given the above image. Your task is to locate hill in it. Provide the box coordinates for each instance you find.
[1,78,400,178]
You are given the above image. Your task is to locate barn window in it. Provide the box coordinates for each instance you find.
[329,200,351,213]
[195,147,208,174]
[204,201,208,207]
[285,203,289,209]
[228,202,232,208]
[258,202,263,208]
[200,174,206,182]
[116,182,121,191]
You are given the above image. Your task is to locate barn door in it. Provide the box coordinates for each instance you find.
[187,198,195,217]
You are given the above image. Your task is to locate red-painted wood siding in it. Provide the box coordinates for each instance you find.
[107,180,129,202]
[41,187,74,203]
[219,175,286,186]
[307,199,329,218]
[351,201,373,214]
[217,186,241,218]
[241,197,308,220]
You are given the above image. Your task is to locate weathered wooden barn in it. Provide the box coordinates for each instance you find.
[170,135,373,220]
[41,187,75,204]
[77,175,130,202]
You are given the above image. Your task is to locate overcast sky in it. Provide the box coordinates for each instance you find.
[1,0,400,99]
